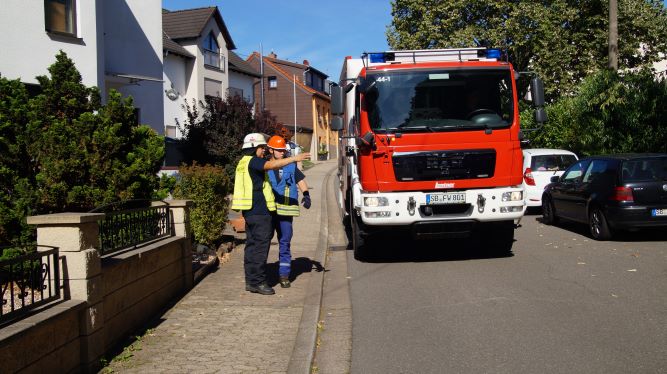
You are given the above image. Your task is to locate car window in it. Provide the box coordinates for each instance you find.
[561,160,588,183]
[583,159,608,183]
[621,157,667,182]
[531,154,578,171]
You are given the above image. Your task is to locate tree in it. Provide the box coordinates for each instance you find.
[178,95,288,179]
[523,69,667,155]
[0,51,165,245]
[387,0,667,101]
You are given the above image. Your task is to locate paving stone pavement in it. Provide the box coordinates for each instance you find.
[104,161,336,374]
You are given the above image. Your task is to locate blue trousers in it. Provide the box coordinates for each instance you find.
[274,215,293,277]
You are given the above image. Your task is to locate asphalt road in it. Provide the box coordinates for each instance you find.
[346,210,667,374]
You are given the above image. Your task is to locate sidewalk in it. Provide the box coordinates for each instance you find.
[104,160,338,374]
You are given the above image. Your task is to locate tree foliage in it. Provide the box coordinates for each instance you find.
[0,51,164,245]
[172,164,231,248]
[177,95,288,179]
[523,69,667,156]
[387,0,667,100]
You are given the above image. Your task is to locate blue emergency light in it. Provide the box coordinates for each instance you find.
[486,49,501,59]
[369,53,386,63]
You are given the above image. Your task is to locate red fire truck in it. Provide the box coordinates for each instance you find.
[330,48,546,259]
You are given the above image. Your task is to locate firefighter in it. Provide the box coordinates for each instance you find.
[266,135,311,288]
[232,133,310,295]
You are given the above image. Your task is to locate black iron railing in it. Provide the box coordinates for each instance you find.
[91,200,172,256]
[0,246,60,325]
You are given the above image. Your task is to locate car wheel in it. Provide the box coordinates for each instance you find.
[589,207,612,241]
[542,197,558,225]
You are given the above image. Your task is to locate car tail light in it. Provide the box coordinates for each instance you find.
[524,168,536,186]
[611,186,634,202]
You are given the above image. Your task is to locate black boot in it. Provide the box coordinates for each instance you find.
[246,282,275,295]
[279,276,291,288]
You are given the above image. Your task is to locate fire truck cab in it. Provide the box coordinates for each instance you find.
[330,48,546,260]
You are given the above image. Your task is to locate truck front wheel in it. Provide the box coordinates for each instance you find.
[481,221,515,256]
[351,210,369,261]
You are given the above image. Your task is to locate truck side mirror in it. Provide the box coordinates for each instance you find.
[531,77,545,107]
[331,85,344,116]
[331,116,343,131]
[534,107,547,123]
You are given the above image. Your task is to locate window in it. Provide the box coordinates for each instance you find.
[165,125,178,138]
[583,160,608,183]
[268,76,277,89]
[228,87,243,98]
[45,0,76,35]
[562,160,589,183]
[205,79,222,98]
[202,32,220,68]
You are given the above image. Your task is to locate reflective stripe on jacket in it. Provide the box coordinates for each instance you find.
[268,162,300,216]
[231,155,276,211]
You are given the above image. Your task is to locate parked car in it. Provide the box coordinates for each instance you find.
[522,149,578,208]
[542,153,667,240]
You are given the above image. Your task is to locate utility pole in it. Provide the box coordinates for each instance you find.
[609,0,618,71]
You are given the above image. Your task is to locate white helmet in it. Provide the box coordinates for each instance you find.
[242,133,267,149]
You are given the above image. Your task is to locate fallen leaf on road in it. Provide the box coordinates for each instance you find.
[577,262,586,265]
[627,269,637,272]
[631,253,640,258]
[345,276,351,279]
[611,293,618,298]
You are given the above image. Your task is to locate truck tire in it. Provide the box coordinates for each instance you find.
[349,198,370,261]
[482,221,514,256]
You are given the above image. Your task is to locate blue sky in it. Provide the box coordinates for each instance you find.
[162,0,392,80]
[163,0,667,79]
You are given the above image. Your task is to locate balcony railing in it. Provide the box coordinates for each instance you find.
[90,200,172,256]
[1,246,60,325]
[204,49,221,69]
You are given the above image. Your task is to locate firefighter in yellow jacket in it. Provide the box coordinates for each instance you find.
[232,133,310,295]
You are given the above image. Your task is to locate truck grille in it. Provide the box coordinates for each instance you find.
[393,149,496,181]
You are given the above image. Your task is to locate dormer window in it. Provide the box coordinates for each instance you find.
[45,0,76,36]
[203,32,221,69]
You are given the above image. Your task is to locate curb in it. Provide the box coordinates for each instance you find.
[287,165,335,374]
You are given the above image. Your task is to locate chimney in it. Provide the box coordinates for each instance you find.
[268,51,277,59]
[303,59,309,66]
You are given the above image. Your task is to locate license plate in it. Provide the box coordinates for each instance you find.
[651,208,667,217]
[426,192,466,205]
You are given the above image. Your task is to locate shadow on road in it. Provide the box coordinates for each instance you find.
[342,215,514,263]
[532,215,667,242]
[266,257,326,287]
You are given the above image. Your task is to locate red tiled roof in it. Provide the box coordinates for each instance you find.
[248,52,329,100]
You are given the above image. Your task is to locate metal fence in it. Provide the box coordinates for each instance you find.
[91,200,172,256]
[0,246,60,325]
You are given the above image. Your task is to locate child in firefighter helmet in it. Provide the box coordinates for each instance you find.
[266,135,311,288]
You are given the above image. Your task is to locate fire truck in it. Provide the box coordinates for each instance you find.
[329,48,546,259]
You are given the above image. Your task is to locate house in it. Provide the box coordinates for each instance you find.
[247,52,335,157]
[228,51,261,105]
[0,0,164,134]
[162,6,237,139]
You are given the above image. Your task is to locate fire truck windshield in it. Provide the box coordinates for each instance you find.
[363,69,514,132]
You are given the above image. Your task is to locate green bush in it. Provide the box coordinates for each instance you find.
[172,164,231,248]
[524,69,667,156]
[0,51,165,246]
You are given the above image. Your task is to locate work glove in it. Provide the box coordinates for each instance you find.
[301,191,311,209]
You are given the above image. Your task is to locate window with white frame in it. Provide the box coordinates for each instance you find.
[268,76,277,89]
[45,0,76,35]
[202,32,220,69]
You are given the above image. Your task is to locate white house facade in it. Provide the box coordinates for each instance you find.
[0,0,165,134]
[228,51,260,105]
[162,7,236,138]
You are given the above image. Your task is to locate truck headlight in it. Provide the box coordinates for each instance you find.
[364,196,389,207]
[501,191,523,202]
